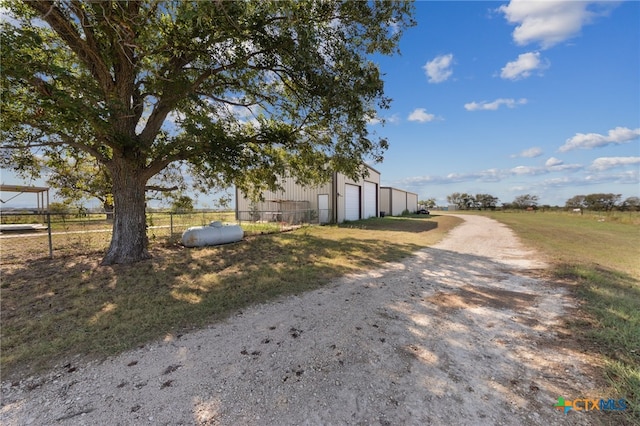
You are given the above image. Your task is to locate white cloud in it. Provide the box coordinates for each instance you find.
[542,157,583,172]
[548,162,582,172]
[512,147,543,158]
[501,51,549,80]
[445,173,470,182]
[559,126,640,152]
[545,157,563,167]
[444,169,505,183]
[367,113,400,126]
[498,0,616,49]
[397,171,493,186]
[423,54,454,83]
[583,170,640,185]
[366,116,381,125]
[543,176,573,187]
[510,165,546,176]
[464,98,527,111]
[590,157,640,171]
[407,108,436,123]
[387,114,400,124]
[508,186,531,194]
[508,159,582,176]
[478,169,502,182]
[398,175,438,186]
[615,170,640,184]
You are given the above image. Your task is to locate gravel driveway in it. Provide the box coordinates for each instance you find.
[1,214,600,425]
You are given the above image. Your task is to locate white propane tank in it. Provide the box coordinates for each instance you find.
[181,221,243,248]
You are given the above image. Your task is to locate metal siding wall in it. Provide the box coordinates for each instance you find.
[367,167,381,186]
[236,166,378,224]
[237,176,332,213]
[380,187,391,215]
[236,187,250,215]
[335,172,346,223]
[391,188,406,216]
[406,193,418,213]
[365,167,380,219]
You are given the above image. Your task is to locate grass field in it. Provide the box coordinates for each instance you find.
[481,210,640,420]
[0,211,288,264]
[0,214,460,381]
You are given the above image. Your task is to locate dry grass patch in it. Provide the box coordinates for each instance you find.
[480,211,640,422]
[0,215,460,381]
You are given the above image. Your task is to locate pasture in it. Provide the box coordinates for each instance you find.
[481,210,640,420]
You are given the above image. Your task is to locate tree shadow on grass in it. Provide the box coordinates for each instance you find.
[338,216,438,233]
[0,231,424,381]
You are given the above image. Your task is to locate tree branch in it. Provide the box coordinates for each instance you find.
[70,0,100,58]
[139,45,276,146]
[12,120,110,164]
[194,94,259,109]
[28,1,114,95]
[143,152,187,181]
[145,185,179,192]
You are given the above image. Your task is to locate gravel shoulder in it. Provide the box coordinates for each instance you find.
[1,214,601,425]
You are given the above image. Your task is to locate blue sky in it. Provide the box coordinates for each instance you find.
[370,0,639,206]
[1,1,639,209]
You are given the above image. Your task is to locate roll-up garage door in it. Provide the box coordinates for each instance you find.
[344,184,360,221]
[363,181,377,219]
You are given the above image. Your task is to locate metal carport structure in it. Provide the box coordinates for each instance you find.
[0,184,50,214]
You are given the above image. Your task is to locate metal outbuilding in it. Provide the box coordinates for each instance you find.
[236,165,381,224]
[380,186,418,216]
[0,184,50,214]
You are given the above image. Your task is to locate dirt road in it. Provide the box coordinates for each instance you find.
[1,214,600,425]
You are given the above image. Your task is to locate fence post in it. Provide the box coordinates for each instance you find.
[170,212,174,236]
[47,212,53,259]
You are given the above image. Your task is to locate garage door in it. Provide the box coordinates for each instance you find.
[363,181,377,219]
[344,184,360,221]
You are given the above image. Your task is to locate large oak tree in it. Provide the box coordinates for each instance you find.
[1,0,414,264]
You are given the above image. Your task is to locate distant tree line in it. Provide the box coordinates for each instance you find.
[446,193,501,210]
[442,192,640,212]
[418,198,436,209]
[565,194,640,212]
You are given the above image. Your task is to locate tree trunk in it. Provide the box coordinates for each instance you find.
[104,202,114,221]
[101,163,150,265]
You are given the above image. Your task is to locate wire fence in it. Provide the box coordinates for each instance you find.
[0,208,331,264]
